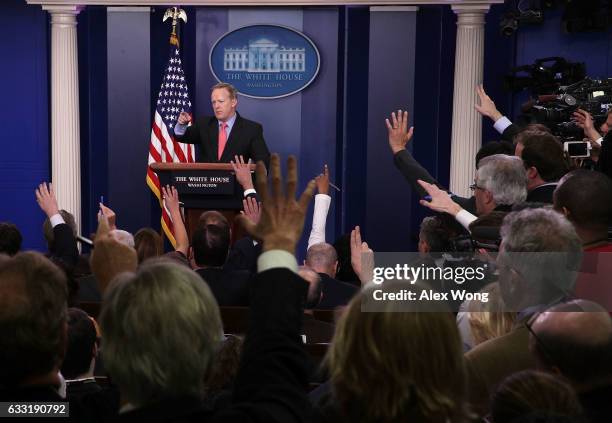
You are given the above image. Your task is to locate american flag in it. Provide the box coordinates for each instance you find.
[146,36,194,247]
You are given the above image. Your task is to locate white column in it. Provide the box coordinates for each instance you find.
[449,4,490,197]
[43,5,82,233]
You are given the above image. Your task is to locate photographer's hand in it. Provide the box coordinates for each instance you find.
[572,109,602,143]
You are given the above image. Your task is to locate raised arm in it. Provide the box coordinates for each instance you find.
[307,164,332,250]
[386,110,437,196]
[162,185,189,257]
[221,154,315,422]
[35,182,78,268]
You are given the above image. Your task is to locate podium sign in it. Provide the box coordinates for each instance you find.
[170,171,235,195]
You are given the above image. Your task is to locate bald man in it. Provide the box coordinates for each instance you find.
[305,243,357,309]
[530,300,612,422]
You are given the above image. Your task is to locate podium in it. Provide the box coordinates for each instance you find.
[150,162,256,242]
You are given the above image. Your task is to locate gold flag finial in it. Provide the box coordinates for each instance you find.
[163,7,187,46]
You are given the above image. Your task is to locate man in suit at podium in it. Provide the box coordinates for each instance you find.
[174,82,270,168]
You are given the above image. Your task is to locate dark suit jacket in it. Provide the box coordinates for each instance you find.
[224,237,261,274]
[501,122,521,143]
[196,268,252,307]
[176,113,270,168]
[526,182,557,204]
[317,273,358,310]
[393,150,477,214]
[302,314,335,344]
[119,267,312,423]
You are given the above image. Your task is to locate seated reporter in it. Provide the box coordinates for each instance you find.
[315,281,470,422]
[97,154,316,422]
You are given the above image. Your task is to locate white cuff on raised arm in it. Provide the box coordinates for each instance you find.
[49,214,66,228]
[174,122,187,136]
[596,137,603,146]
[257,250,298,273]
[455,209,478,232]
[307,194,331,250]
[243,188,257,197]
[493,116,512,134]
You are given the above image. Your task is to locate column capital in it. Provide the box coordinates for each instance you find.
[41,4,84,15]
[451,4,490,26]
[451,3,491,14]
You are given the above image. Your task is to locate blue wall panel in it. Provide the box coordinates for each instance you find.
[0,0,49,251]
[106,8,151,235]
[365,8,417,252]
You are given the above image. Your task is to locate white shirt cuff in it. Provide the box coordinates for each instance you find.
[493,116,512,134]
[174,122,187,136]
[307,194,331,250]
[456,209,478,232]
[243,188,257,197]
[49,214,66,228]
[257,250,298,274]
[596,137,603,146]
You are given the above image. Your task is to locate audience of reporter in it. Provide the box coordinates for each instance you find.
[386,109,514,214]
[0,222,22,256]
[298,266,335,344]
[529,300,612,422]
[133,227,163,264]
[61,308,101,398]
[490,370,584,423]
[96,154,316,422]
[418,154,527,232]
[192,223,252,306]
[316,281,470,422]
[519,132,568,203]
[464,208,582,416]
[305,243,358,310]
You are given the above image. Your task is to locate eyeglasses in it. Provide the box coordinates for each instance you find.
[469,182,485,191]
[524,310,561,372]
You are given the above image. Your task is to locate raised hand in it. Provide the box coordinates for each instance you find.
[572,109,601,142]
[177,111,192,125]
[90,214,137,294]
[475,85,503,122]
[350,225,374,285]
[385,110,414,154]
[162,185,180,214]
[35,182,60,218]
[241,196,262,225]
[237,154,316,254]
[315,164,330,195]
[98,203,117,231]
[417,180,463,216]
[231,155,255,191]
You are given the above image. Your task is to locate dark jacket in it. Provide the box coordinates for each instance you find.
[176,113,270,168]
[195,268,252,307]
[224,237,261,274]
[526,182,557,204]
[317,273,358,310]
[393,150,477,214]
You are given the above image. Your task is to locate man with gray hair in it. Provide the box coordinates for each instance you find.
[464,208,583,416]
[418,154,528,231]
[305,243,358,309]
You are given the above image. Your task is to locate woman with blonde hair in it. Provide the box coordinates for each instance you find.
[467,283,516,346]
[317,281,471,422]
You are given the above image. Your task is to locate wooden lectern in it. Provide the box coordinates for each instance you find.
[150,162,256,243]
